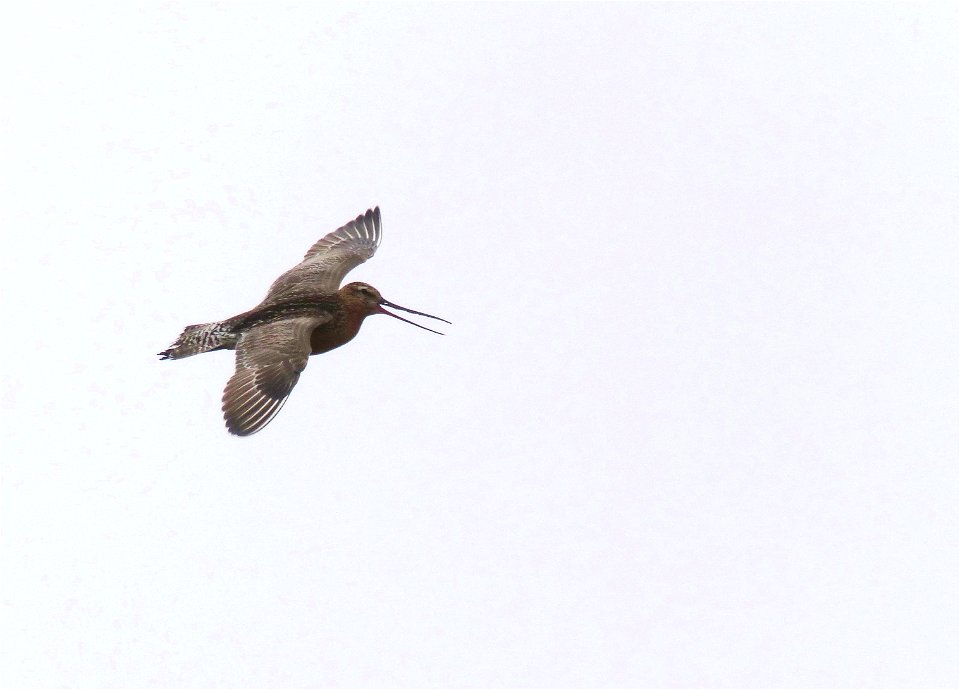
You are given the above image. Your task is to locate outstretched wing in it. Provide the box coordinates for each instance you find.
[221,315,330,436]
[265,207,382,302]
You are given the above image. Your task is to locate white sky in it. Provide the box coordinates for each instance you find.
[1,3,957,688]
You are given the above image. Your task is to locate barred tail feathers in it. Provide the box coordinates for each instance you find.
[158,321,235,360]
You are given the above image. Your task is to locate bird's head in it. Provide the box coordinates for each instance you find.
[340,282,450,335]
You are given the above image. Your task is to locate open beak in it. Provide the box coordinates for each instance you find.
[377,299,451,335]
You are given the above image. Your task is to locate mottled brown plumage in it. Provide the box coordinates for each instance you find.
[159,207,449,436]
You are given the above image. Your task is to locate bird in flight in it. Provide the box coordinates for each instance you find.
[159,207,449,436]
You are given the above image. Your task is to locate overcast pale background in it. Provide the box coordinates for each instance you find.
[1,3,957,688]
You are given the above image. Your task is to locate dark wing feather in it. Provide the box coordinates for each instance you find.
[264,207,381,302]
[221,315,330,436]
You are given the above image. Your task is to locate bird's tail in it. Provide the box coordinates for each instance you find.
[158,321,236,360]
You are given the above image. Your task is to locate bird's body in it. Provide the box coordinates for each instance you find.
[160,207,448,436]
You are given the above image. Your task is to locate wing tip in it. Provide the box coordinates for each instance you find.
[223,395,288,437]
[363,206,382,246]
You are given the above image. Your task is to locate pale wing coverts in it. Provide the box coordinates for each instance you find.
[222,315,331,436]
[265,207,382,302]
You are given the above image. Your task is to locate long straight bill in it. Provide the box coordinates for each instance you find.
[378,299,451,335]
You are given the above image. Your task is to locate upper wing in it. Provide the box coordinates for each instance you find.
[221,315,330,436]
[264,207,382,302]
